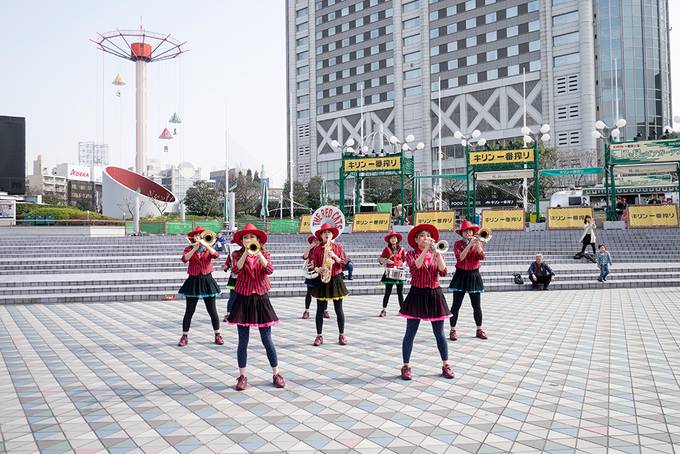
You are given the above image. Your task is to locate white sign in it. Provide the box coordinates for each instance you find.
[0,199,17,223]
[55,164,91,182]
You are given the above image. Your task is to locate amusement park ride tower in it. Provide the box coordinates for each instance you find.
[92,28,187,176]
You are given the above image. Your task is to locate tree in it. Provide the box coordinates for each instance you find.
[306,176,323,211]
[234,170,262,215]
[282,180,309,216]
[185,181,220,216]
[43,194,65,206]
[147,188,174,217]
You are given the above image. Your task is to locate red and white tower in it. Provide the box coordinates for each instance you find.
[92,28,187,175]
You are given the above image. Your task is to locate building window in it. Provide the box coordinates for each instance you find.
[430,46,440,56]
[296,36,308,47]
[507,25,518,37]
[404,68,421,79]
[486,12,497,23]
[297,95,309,104]
[447,60,458,70]
[430,28,440,38]
[468,73,478,84]
[296,65,308,76]
[556,104,580,119]
[404,85,422,97]
[466,36,477,47]
[296,22,308,33]
[447,41,457,52]
[508,64,520,76]
[297,80,309,90]
[431,63,439,74]
[403,34,420,46]
[296,51,308,61]
[466,17,476,29]
[529,40,540,52]
[403,0,420,13]
[553,11,578,27]
[404,51,421,63]
[447,23,457,34]
[528,20,539,32]
[554,52,580,67]
[446,5,456,16]
[528,0,539,12]
[296,7,308,18]
[486,31,497,42]
[467,54,477,66]
[465,0,475,11]
[487,68,498,80]
[553,31,579,46]
[507,45,519,56]
[530,60,541,72]
[557,131,581,146]
[297,108,309,119]
[403,17,421,30]
[486,49,498,61]
[506,6,518,18]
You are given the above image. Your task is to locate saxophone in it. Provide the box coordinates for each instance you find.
[320,241,334,284]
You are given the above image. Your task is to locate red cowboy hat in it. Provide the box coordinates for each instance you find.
[314,223,339,241]
[186,226,205,239]
[384,231,403,243]
[407,223,439,250]
[455,219,480,236]
[233,223,268,245]
[307,235,318,244]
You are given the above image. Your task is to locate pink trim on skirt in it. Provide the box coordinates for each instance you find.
[227,320,280,328]
[398,312,449,322]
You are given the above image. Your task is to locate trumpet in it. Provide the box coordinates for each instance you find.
[246,241,261,255]
[475,228,492,243]
[435,239,449,253]
[196,230,217,246]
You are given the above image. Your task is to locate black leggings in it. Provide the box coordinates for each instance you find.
[581,242,596,254]
[316,299,344,334]
[183,297,220,332]
[450,291,482,327]
[305,288,313,310]
[383,283,404,308]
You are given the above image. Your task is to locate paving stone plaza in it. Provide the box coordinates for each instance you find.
[2,287,680,453]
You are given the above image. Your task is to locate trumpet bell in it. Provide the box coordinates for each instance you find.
[435,239,449,253]
[477,228,492,242]
[247,241,261,254]
[199,230,217,246]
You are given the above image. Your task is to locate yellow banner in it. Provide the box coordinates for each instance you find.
[299,214,312,234]
[414,211,456,231]
[481,209,525,230]
[344,156,401,172]
[627,204,679,228]
[469,148,534,166]
[352,212,391,232]
[547,207,593,229]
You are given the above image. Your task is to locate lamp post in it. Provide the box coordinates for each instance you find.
[521,124,551,222]
[333,132,424,224]
[593,118,626,221]
[454,129,487,220]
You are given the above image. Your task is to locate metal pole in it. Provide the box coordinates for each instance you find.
[400,151,405,225]
[224,109,229,229]
[472,173,477,222]
[339,159,345,216]
[133,190,140,234]
[465,143,471,219]
[608,139,617,219]
[438,76,443,211]
[135,60,148,175]
[289,157,294,220]
[355,175,361,216]
[534,141,540,222]
[411,169,417,223]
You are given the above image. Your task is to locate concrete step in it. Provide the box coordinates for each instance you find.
[1,277,678,305]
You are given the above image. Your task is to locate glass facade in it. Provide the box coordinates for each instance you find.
[595,0,671,139]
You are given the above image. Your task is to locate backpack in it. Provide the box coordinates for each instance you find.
[513,273,524,285]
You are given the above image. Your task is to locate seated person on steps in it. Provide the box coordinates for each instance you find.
[528,254,555,290]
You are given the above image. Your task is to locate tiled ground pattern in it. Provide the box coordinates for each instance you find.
[1,288,679,453]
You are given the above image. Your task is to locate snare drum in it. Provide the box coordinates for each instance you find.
[386,267,408,281]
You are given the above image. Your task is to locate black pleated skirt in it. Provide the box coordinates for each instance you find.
[399,287,451,321]
[310,274,349,301]
[226,292,279,327]
[178,274,222,298]
[448,268,485,293]
[225,275,236,290]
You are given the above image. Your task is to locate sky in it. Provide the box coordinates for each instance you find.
[1,1,679,188]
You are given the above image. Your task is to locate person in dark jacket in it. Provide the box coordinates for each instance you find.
[528,254,555,290]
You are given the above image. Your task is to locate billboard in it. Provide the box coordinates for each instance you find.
[0,116,26,194]
[55,164,92,182]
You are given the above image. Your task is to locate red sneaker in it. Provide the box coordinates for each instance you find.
[177,334,188,347]
[273,373,286,388]
[476,328,488,340]
[323,310,330,319]
[338,334,348,345]
[302,310,310,319]
[400,365,412,380]
[449,329,458,341]
[313,335,323,346]
[235,375,248,391]
[214,333,224,345]
[442,364,455,379]
[379,309,387,317]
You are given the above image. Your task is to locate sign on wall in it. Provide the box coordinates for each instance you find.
[344,156,401,172]
[610,139,680,164]
[626,204,679,228]
[547,207,593,229]
[299,214,312,234]
[469,149,534,166]
[481,208,525,230]
[414,211,456,231]
[352,212,391,232]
